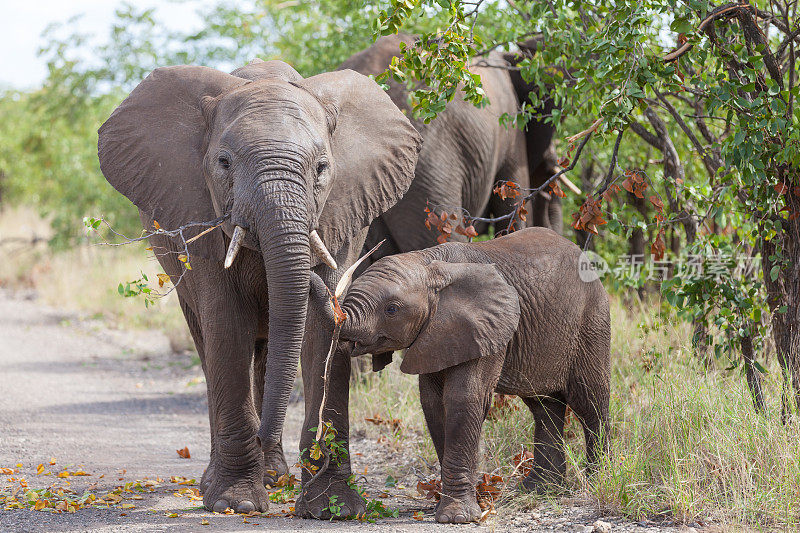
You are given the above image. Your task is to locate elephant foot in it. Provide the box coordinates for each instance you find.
[519,468,565,495]
[435,493,481,523]
[200,460,215,493]
[295,475,366,519]
[263,443,290,487]
[202,457,268,514]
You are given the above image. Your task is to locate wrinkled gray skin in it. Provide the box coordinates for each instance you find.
[339,228,611,523]
[97,59,420,517]
[341,35,561,266]
[502,40,563,234]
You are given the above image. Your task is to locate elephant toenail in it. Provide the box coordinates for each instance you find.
[212,499,230,513]
[236,500,256,514]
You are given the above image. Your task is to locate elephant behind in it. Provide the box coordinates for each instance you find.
[340,34,561,259]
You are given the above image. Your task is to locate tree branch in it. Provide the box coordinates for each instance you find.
[653,89,722,178]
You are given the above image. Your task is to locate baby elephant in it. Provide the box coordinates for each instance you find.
[340,227,610,523]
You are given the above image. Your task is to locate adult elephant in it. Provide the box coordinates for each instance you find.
[97,59,420,516]
[340,33,561,272]
[503,40,564,235]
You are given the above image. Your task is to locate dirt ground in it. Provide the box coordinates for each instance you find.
[0,290,700,532]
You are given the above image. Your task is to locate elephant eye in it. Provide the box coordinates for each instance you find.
[218,155,231,170]
[385,304,398,317]
[316,160,328,176]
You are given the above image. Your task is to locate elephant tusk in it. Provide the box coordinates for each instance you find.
[309,230,338,270]
[558,174,582,195]
[224,225,246,269]
[334,239,385,299]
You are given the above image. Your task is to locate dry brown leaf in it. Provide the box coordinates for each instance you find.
[416,479,442,501]
[176,447,191,459]
[513,450,535,476]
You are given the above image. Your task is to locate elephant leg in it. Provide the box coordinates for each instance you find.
[295,240,368,520]
[435,360,493,524]
[491,140,530,236]
[419,373,446,463]
[177,299,216,494]
[521,395,567,492]
[486,185,532,236]
[200,300,267,514]
[567,390,608,470]
[567,371,610,470]
[548,194,563,235]
[532,194,552,229]
[295,328,364,517]
[253,338,289,487]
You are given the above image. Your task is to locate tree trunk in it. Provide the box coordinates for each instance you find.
[762,215,800,422]
[740,329,765,413]
[628,192,646,299]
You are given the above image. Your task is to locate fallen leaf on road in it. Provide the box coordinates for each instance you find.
[0,468,17,475]
[413,511,424,520]
[201,519,210,525]
[37,464,45,475]
[176,447,191,459]
[364,414,403,432]
[416,479,441,501]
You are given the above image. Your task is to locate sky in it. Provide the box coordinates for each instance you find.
[1,1,208,90]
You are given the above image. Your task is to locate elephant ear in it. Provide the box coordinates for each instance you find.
[297,69,422,254]
[231,58,302,83]
[372,352,394,372]
[400,261,521,375]
[97,65,249,256]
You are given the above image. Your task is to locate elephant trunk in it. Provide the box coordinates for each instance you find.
[250,179,312,449]
[335,238,386,343]
[338,295,370,349]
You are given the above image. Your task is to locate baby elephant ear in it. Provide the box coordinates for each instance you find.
[297,69,422,254]
[400,261,521,375]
